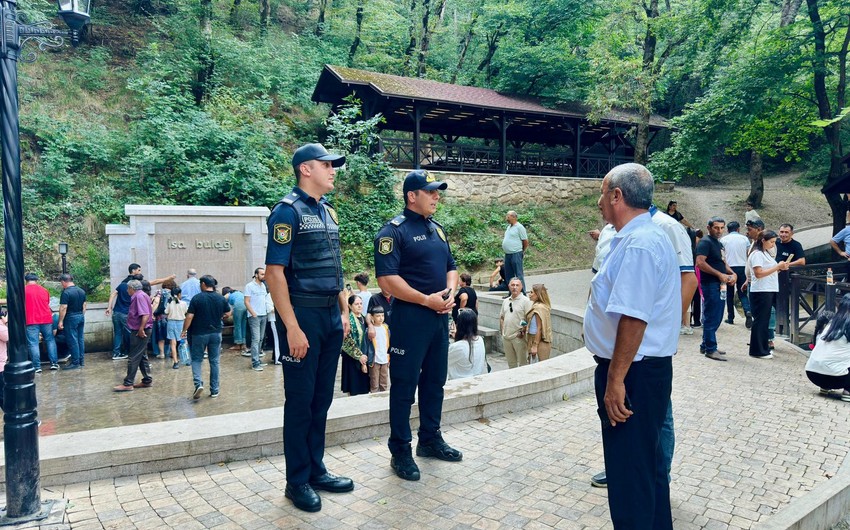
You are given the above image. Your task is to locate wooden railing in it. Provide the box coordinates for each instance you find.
[787,262,850,345]
[379,137,629,177]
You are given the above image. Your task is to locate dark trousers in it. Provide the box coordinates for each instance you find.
[123,329,152,386]
[726,266,750,320]
[64,313,85,367]
[595,356,673,530]
[504,251,525,292]
[806,370,850,391]
[749,291,775,357]
[277,304,343,486]
[700,283,723,352]
[388,301,449,454]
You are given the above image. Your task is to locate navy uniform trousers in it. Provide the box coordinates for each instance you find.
[595,355,673,530]
[277,304,343,486]
[388,301,449,454]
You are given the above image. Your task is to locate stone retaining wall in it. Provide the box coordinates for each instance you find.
[477,294,584,356]
[393,170,600,205]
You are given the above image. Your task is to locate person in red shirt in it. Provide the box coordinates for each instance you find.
[25,273,57,373]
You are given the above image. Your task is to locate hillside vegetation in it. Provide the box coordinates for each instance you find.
[6,0,849,286]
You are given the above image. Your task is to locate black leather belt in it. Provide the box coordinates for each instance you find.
[290,293,337,308]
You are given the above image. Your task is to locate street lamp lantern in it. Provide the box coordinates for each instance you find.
[0,0,90,525]
[56,0,90,44]
[58,241,68,274]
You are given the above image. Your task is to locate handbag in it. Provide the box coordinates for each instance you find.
[178,339,190,365]
[342,335,364,361]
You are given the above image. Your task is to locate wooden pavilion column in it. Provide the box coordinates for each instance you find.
[574,123,584,178]
[493,113,511,174]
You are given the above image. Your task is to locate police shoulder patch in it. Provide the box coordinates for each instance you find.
[378,237,394,255]
[325,204,339,225]
[436,226,446,242]
[274,224,292,244]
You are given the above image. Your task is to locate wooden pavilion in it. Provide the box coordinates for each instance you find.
[311,65,668,178]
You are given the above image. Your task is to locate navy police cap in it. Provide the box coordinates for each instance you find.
[403,170,448,195]
[292,143,346,168]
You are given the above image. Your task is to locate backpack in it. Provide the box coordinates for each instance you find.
[154,288,171,317]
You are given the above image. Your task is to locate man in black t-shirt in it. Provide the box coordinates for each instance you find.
[775,224,806,335]
[367,287,395,328]
[58,273,87,369]
[695,217,736,361]
[181,275,231,399]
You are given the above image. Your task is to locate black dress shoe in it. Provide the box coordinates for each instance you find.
[309,473,354,493]
[725,318,734,324]
[285,483,321,512]
[390,446,421,481]
[416,435,463,462]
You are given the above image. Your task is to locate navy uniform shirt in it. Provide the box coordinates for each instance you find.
[374,208,457,295]
[266,186,343,296]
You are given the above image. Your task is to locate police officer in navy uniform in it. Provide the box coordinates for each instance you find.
[265,143,353,513]
[374,170,462,481]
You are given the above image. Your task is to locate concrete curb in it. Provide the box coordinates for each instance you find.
[1,349,595,487]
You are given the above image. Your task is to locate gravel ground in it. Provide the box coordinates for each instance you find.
[657,172,830,231]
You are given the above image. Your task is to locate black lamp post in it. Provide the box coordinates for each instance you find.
[58,242,68,274]
[0,0,89,525]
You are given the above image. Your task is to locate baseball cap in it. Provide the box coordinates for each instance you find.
[291,143,345,168]
[403,170,448,195]
[746,219,765,229]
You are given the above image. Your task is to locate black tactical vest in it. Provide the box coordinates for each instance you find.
[277,193,343,296]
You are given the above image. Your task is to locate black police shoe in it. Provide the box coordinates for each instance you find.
[391,446,421,481]
[416,435,463,462]
[309,472,354,493]
[284,483,321,512]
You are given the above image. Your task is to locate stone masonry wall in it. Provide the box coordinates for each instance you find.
[392,170,601,205]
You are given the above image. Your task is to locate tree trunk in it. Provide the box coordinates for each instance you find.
[194,0,214,106]
[315,0,330,36]
[450,11,477,84]
[417,0,446,77]
[348,0,364,65]
[633,0,658,164]
[403,0,418,75]
[229,0,241,27]
[806,0,848,234]
[780,0,803,26]
[747,151,764,207]
[475,23,505,84]
[259,0,270,31]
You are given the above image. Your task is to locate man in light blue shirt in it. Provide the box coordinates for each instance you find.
[583,163,679,530]
[502,211,528,292]
[830,224,850,260]
[244,267,269,371]
[180,269,201,303]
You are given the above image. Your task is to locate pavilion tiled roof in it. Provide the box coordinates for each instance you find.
[322,65,668,128]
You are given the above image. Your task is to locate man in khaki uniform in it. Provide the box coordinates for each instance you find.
[499,278,532,368]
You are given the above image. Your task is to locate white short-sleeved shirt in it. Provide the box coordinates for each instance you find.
[502,223,528,253]
[650,206,694,271]
[592,224,617,272]
[748,251,779,292]
[447,337,488,380]
[720,232,750,267]
[807,331,850,376]
[244,280,268,316]
[584,213,681,361]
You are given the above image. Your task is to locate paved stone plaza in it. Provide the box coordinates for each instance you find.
[4,270,850,529]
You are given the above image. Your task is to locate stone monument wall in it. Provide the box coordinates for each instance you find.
[393,170,601,205]
[106,205,270,292]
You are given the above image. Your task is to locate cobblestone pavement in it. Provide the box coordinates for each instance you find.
[10,312,850,529]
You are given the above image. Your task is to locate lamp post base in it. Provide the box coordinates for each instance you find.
[0,499,59,526]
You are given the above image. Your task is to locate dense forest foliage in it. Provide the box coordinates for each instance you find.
[8,0,850,285]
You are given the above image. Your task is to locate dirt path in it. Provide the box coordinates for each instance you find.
[657,172,829,231]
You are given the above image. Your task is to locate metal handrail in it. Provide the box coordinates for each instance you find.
[788,261,850,345]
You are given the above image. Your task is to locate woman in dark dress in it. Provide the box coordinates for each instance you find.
[666,200,694,229]
[341,294,371,396]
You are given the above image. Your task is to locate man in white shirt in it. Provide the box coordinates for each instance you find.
[244,267,269,371]
[720,221,752,327]
[499,278,532,369]
[584,163,679,530]
[353,272,372,318]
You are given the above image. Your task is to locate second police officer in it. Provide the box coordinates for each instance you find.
[374,170,462,481]
[265,143,353,513]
